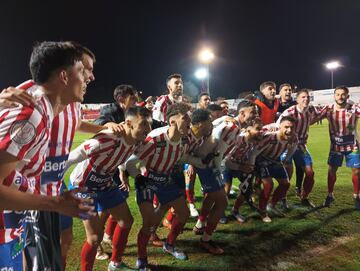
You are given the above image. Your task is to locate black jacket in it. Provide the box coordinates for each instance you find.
[94,103,125,125]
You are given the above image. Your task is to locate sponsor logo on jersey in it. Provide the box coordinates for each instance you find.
[41,155,69,184]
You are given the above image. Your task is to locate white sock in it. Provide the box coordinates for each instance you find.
[195,219,205,228]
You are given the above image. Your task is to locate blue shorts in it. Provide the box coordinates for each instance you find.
[136,171,183,205]
[282,148,313,168]
[256,159,288,180]
[74,187,128,215]
[59,182,73,231]
[171,164,186,191]
[195,167,224,193]
[0,238,23,271]
[328,150,360,168]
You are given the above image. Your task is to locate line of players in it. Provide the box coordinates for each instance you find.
[0,41,359,271]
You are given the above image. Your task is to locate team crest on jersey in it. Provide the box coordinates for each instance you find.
[10,120,36,145]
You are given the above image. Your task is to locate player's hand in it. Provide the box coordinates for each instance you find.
[0,87,35,107]
[119,181,130,192]
[119,170,130,191]
[224,117,236,123]
[55,188,96,218]
[245,126,260,140]
[186,165,195,177]
[108,122,125,136]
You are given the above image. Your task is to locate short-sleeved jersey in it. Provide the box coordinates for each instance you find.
[277,105,319,148]
[6,81,82,196]
[130,126,187,175]
[70,130,136,190]
[32,102,81,196]
[0,87,54,244]
[251,132,298,163]
[194,120,242,170]
[184,129,206,155]
[225,132,255,165]
[321,103,360,152]
[152,95,174,123]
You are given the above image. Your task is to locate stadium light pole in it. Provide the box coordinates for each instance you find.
[198,48,214,95]
[325,61,341,89]
[195,67,209,92]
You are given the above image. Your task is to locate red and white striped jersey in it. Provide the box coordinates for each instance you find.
[276,105,320,147]
[320,103,360,152]
[6,81,82,196]
[225,132,254,164]
[69,130,136,190]
[152,95,180,123]
[251,132,298,162]
[32,102,81,196]
[0,89,53,182]
[194,120,242,170]
[0,86,54,244]
[184,129,206,154]
[129,126,187,175]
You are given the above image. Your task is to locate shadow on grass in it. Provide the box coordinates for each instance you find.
[177,207,357,270]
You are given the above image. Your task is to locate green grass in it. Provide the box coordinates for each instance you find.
[65,120,360,271]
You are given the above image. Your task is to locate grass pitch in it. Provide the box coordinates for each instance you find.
[65,120,360,271]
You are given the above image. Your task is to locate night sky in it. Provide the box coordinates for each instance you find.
[0,0,359,103]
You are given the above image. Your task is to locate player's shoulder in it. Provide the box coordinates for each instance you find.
[148,125,168,138]
[155,95,168,103]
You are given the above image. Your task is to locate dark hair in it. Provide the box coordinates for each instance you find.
[71,42,96,62]
[207,103,222,112]
[279,83,291,92]
[29,41,83,84]
[259,81,276,91]
[125,106,151,119]
[166,74,182,85]
[296,88,311,98]
[237,99,255,112]
[191,109,211,124]
[198,92,210,101]
[113,85,137,101]
[334,85,349,94]
[280,115,296,123]
[219,101,228,106]
[166,102,191,123]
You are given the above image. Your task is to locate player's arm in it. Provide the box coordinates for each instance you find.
[0,86,35,108]
[77,120,125,136]
[179,153,206,168]
[125,138,155,178]
[77,120,105,134]
[66,133,115,169]
[310,104,328,125]
[0,151,94,217]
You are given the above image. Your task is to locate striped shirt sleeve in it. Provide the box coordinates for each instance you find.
[0,106,44,160]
